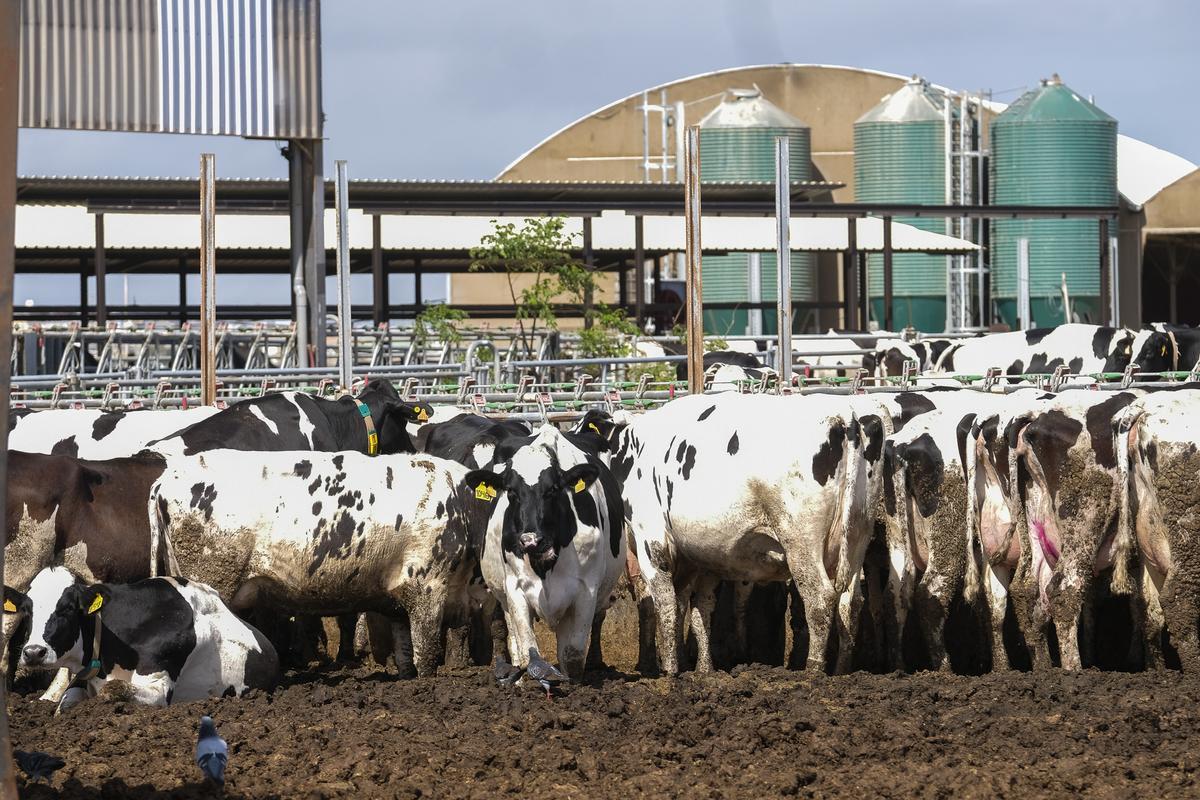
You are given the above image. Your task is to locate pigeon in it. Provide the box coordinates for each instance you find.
[195,715,229,787]
[13,750,65,783]
[526,647,568,699]
[494,654,523,688]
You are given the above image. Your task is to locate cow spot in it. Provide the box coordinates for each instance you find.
[293,460,313,479]
[332,455,345,470]
[812,423,846,486]
[1086,392,1137,469]
[1068,357,1083,374]
[680,446,697,480]
[1023,410,1084,498]
[386,467,394,490]
[51,436,79,457]
[312,501,322,515]
[189,482,218,522]
[895,394,935,430]
[727,432,739,456]
[309,513,358,576]
[664,437,676,465]
[1024,328,1051,346]
[1091,327,1115,360]
[697,405,716,421]
[436,502,445,519]
[859,414,883,464]
[1007,359,1025,376]
[91,413,124,441]
[307,478,321,495]
[900,434,944,518]
[394,513,404,530]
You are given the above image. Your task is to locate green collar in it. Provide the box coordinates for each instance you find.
[355,400,379,456]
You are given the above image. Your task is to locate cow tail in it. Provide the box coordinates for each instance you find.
[962,424,982,605]
[1111,408,1142,596]
[149,488,161,578]
[835,413,868,591]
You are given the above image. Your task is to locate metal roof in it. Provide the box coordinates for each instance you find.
[855,77,945,124]
[697,88,809,129]
[16,204,978,254]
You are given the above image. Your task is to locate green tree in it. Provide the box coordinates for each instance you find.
[413,303,469,349]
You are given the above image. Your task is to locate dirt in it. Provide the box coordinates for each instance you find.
[7,663,1200,799]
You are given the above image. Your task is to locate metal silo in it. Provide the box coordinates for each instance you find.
[855,78,948,332]
[697,89,815,335]
[990,74,1117,328]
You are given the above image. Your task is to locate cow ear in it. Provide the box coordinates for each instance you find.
[389,401,434,424]
[583,413,616,441]
[464,469,506,503]
[77,585,110,615]
[562,463,600,494]
[3,586,25,615]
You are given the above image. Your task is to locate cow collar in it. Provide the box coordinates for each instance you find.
[354,400,379,456]
[1167,329,1180,371]
[61,609,104,710]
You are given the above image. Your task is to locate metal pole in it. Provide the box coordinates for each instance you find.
[747,252,763,336]
[199,154,217,405]
[288,140,310,366]
[583,216,594,329]
[335,160,353,391]
[371,214,385,326]
[1017,237,1031,330]
[883,216,894,331]
[774,136,792,385]
[684,126,704,395]
[94,213,107,325]
[1098,216,1110,327]
[633,215,645,327]
[0,0,23,790]
[845,218,858,329]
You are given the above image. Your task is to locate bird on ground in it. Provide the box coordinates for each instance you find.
[494,654,523,687]
[13,750,65,783]
[526,647,568,699]
[195,715,229,787]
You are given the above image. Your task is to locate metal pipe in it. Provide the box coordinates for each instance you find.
[747,252,763,336]
[633,215,645,328]
[334,160,353,390]
[1099,217,1110,326]
[883,216,894,331]
[774,136,792,386]
[684,126,704,395]
[288,141,310,367]
[845,218,858,329]
[94,213,107,324]
[1017,237,1031,330]
[199,154,217,406]
[674,101,686,183]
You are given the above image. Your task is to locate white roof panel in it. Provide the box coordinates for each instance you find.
[1115,134,1197,208]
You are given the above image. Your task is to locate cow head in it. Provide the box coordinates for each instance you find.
[355,379,435,454]
[1129,329,1176,377]
[19,567,107,671]
[3,585,32,681]
[464,442,601,578]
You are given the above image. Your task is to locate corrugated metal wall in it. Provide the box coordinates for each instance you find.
[19,0,321,138]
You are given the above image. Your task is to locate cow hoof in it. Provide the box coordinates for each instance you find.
[395,665,417,680]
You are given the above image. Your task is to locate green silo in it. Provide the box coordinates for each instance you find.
[855,77,948,332]
[990,75,1117,327]
[697,89,814,335]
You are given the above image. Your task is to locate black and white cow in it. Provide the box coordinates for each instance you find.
[416,415,533,469]
[612,392,879,674]
[864,338,963,377]
[9,407,220,459]
[937,324,1146,379]
[464,426,624,679]
[17,566,278,707]
[148,451,485,677]
[1120,388,1200,670]
[1129,325,1200,377]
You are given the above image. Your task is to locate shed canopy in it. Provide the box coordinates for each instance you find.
[16,205,977,254]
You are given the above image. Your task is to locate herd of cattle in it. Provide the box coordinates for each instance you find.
[2,322,1200,710]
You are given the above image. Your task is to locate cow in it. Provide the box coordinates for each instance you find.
[1120,388,1200,670]
[935,324,1147,380]
[864,338,963,378]
[148,451,485,678]
[464,426,624,679]
[676,350,763,382]
[17,566,278,708]
[416,415,532,469]
[9,407,220,459]
[1129,326,1200,377]
[612,392,878,675]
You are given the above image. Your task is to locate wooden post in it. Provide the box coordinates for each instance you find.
[684,126,704,395]
[199,154,217,406]
[883,216,894,331]
[0,0,25,791]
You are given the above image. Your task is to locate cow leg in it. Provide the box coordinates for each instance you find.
[732,581,753,666]
[502,593,539,670]
[128,671,174,707]
[556,600,596,681]
[406,599,445,679]
[687,576,719,673]
[486,597,510,663]
[914,572,953,672]
[787,583,809,670]
[646,570,683,676]
[39,667,72,703]
[335,614,359,662]
[628,569,659,675]
[834,571,865,675]
[984,564,1013,671]
[1161,565,1200,671]
[1049,578,1088,671]
[390,614,417,679]
[1137,565,1167,669]
[884,554,914,672]
[365,612,394,669]
[585,609,607,672]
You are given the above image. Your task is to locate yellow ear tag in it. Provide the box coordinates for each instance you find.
[3,599,16,613]
[587,423,601,435]
[417,408,430,422]
[574,479,586,493]
[87,595,103,614]
[1161,346,1167,357]
[475,483,497,502]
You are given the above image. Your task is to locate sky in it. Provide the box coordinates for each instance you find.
[14,0,1199,304]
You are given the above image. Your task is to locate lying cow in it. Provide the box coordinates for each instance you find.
[464,426,624,679]
[9,407,220,460]
[149,451,483,677]
[17,567,278,707]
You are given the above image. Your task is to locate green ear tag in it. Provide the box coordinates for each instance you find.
[87,595,103,615]
[475,483,497,502]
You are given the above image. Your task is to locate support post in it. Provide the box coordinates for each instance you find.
[0,0,24,790]
[413,258,423,313]
[1099,216,1111,327]
[1017,237,1031,330]
[334,160,353,391]
[844,218,858,329]
[371,214,385,326]
[618,261,628,309]
[302,139,326,366]
[633,215,645,328]
[582,216,594,328]
[199,154,217,406]
[177,255,187,324]
[883,216,894,331]
[774,136,792,385]
[684,126,704,395]
[858,252,868,331]
[288,140,311,366]
[79,258,89,324]
[94,213,107,325]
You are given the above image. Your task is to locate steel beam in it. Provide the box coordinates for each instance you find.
[334,160,353,390]
[199,154,217,405]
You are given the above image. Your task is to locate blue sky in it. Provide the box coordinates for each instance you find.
[15,0,1198,305]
